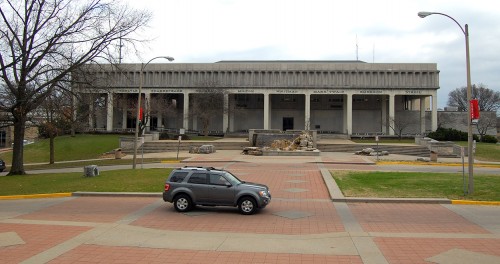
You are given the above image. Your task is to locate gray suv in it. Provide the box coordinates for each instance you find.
[163,166,271,215]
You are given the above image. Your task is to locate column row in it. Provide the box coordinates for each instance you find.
[103,91,438,135]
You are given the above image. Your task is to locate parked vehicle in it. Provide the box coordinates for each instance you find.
[163,166,271,215]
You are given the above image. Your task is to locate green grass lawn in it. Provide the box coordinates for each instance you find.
[332,171,500,201]
[0,134,121,164]
[0,168,173,195]
[455,141,500,162]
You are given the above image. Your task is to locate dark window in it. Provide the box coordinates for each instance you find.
[187,173,208,184]
[169,171,189,182]
[209,173,229,186]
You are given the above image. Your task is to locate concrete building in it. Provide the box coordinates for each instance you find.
[77,61,439,136]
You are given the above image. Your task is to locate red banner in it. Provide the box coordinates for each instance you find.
[470,99,479,120]
[139,107,143,121]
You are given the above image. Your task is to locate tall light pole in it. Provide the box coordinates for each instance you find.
[418,11,474,194]
[132,56,174,169]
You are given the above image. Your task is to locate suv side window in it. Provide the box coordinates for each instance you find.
[187,173,208,184]
[169,171,189,182]
[209,173,230,186]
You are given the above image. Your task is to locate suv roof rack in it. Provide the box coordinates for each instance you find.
[179,166,216,171]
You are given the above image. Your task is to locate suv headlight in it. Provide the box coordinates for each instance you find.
[258,191,269,198]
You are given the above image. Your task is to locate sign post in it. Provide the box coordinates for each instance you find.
[177,129,185,160]
[461,147,466,195]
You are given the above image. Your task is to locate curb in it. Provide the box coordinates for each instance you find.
[377,160,500,168]
[451,200,500,206]
[0,192,72,200]
[72,191,162,197]
[332,197,451,204]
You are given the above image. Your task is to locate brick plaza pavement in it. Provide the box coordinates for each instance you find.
[0,153,499,263]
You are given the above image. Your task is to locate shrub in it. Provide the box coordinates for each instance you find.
[427,127,479,141]
[481,135,498,143]
[159,132,170,140]
[158,133,190,140]
[177,134,190,140]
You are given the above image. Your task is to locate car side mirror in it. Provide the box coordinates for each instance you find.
[225,182,232,187]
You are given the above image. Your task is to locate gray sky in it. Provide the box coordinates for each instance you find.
[122,0,500,109]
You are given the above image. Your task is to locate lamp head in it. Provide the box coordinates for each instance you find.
[418,11,433,18]
[165,56,174,61]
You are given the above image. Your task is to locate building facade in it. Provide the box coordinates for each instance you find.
[79,61,439,136]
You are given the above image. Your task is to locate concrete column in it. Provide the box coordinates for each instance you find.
[263,93,271,129]
[223,93,229,133]
[89,97,94,129]
[388,94,395,135]
[192,116,198,130]
[305,93,310,130]
[183,93,189,130]
[431,92,438,131]
[420,96,426,134]
[343,94,352,135]
[157,110,163,130]
[229,95,235,132]
[381,95,387,134]
[106,93,114,131]
[122,108,127,129]
[145,92,151,132]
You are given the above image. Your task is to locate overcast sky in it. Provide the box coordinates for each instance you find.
[122,0,500,109]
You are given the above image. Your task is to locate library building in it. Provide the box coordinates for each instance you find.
[78,60,439,137]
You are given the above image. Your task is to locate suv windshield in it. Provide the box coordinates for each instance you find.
[222,171,243,185]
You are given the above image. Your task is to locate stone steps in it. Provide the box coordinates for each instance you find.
[139,141,250,153]
[136,140,431,157]
[316,144,430,157]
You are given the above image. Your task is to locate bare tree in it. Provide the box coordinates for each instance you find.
[112,93,179,136]
[189,81,226,136]
[37,89,74,164]
[475,115,497,142]
[448,84,500,112]
[149,94,179,131]
[0,0,151,175]
[385,116,418,140]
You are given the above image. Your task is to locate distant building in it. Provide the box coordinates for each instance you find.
[76,60,440,136]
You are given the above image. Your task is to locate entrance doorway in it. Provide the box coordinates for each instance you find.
[283,117,294,131]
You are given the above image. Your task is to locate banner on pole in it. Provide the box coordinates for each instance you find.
[470,99,479,124]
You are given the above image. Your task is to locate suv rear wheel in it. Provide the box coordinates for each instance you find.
[174,194,192,212]
[238,196,257,215]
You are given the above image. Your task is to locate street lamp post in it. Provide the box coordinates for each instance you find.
[418,11,474,194]
[132,56,174,169]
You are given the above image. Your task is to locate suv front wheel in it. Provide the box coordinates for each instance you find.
[238,196,257,215]
[174,194,193,212]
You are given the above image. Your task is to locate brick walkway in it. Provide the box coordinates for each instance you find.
[1,153,499,263]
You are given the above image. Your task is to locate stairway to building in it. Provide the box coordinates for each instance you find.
[138,140,431,157]
[139,141,250,153]
[315,143,431,157]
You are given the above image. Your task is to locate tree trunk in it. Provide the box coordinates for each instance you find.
[49,133,55,164]
[203,119,209,137]
[8,118,27,175]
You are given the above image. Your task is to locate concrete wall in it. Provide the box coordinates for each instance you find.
[438,111,497,136]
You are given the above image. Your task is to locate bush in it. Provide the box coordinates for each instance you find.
[159,132,170,140]
[177,134,190,140]
[159,133,190,140]
[427,127,479,141]
[481,135,498,143]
